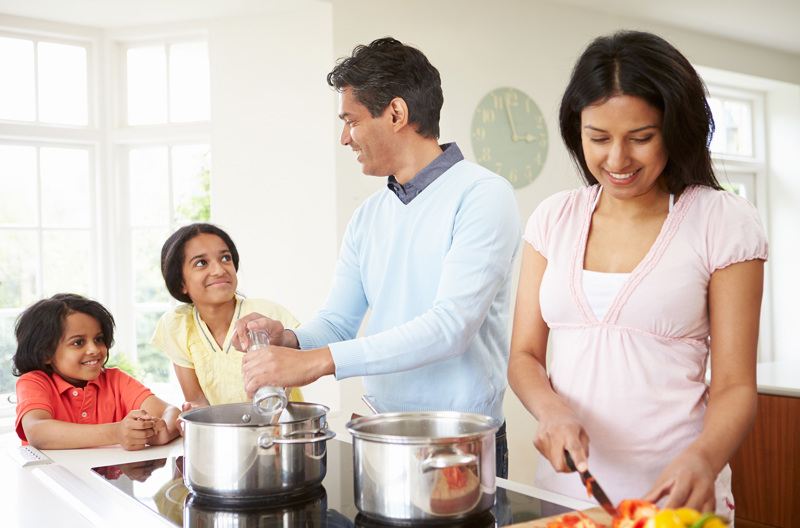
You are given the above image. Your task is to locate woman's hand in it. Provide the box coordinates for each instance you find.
[643,449,717,512]
[534,405,591,473]
[116,410,157,450]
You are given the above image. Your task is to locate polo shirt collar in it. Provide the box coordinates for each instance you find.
[51,371,98,394]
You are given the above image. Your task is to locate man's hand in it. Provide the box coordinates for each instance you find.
[232,313,293,352]
[241,346,335,397]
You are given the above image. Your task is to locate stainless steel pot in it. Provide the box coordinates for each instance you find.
[181,402,335,499]
[346,411,500,523]
[184,485,327,527]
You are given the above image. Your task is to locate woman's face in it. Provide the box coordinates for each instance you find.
[580,95,669,200]
[181,233,238,307]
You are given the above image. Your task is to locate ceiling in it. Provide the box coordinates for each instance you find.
[0,0,798,56]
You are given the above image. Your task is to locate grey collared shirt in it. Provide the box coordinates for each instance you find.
[387,142,464,204]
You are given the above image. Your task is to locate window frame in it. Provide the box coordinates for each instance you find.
[705,80,772,361]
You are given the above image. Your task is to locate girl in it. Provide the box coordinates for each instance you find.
[150,223,302,410]
[508,30,767,518]
[13,293,180,450]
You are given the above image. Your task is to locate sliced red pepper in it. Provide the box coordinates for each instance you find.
[442,466,468,489]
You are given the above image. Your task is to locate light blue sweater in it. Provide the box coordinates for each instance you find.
[294,159,521,422]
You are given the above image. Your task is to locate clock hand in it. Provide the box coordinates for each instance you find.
[504,93,521,141]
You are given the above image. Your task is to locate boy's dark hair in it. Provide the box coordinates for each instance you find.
[559,30,721,194]
[327,37,444,139]
[13,293,115,376]
[161,223,240,304]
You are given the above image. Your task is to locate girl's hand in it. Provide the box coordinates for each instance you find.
[534,406,591,473]
[177,400,207,436]
[643,449,717,512]
[117,410,156,451]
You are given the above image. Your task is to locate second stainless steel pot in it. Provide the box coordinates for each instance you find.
[181,402,335,499]
[346,411,500,523]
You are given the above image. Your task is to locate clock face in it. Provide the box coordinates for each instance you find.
[470,87,548,189]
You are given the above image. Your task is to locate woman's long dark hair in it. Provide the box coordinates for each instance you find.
[559,30,721,194]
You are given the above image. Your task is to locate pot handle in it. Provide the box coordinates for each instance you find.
[258,427,337,449]
[420,449,478,473]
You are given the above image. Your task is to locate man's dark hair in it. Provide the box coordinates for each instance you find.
[560,30,721,194]
[327,37,443,139]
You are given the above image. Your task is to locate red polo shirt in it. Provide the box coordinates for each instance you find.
[15,367,154,444]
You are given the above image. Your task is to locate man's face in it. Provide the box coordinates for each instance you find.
[337,86,398,176]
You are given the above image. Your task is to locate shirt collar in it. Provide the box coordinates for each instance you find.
[387,142,464,204]
[51,371,99,394]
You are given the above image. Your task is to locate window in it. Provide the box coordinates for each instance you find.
[0,28,211,396]
[115,37,211,385]
[704,76,771,361]
[706,84,765,207]
[0,31,96,395]
[0,36,89,125]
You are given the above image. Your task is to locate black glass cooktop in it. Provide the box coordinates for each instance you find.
[91,439,572,527]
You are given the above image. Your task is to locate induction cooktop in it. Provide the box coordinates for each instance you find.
[91,439,572,527]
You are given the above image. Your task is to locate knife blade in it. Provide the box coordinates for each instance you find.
[564,450,619,518]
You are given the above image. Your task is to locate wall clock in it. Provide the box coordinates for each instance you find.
[470,87,548,189]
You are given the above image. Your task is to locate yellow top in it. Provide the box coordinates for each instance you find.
[150,295,303,405]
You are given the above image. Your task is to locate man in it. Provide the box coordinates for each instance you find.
[234,37,520,477]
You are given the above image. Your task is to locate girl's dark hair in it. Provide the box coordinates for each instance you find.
[161,223,240,304]
[13,293,115,376]
[559,30,722,194]
[327,37,444,139]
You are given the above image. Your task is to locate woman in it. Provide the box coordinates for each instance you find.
[508,30,767,518]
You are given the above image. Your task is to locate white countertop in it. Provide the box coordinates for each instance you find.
[756,360,800,398]
[0,430,181,528]
[0,427,594,528]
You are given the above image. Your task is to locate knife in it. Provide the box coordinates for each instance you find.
[564,450,619,518]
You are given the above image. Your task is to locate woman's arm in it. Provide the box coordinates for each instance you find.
[20,408,158,450]
[508,243,590,473]
[140,394,181,445]
[173,364,210,410]
[645,258,763,511]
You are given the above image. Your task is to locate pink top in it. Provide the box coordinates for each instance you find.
[524,185,768,514]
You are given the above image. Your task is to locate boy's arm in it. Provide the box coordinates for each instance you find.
[140,394,181,445]
[20,408,156,450]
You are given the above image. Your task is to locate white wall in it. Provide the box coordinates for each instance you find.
[207,2,340,407]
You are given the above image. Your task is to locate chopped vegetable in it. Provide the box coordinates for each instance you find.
[442,466,467,489]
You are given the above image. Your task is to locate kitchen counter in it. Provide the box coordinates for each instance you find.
[729,359,800,528]
[755,359,800,398]
[0,429,595,528]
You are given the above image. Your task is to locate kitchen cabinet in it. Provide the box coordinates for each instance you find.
[729,362,800,528]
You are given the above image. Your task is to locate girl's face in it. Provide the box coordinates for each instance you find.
[46,312,107,387]
[181,233,238,306]
[580,95,669,201]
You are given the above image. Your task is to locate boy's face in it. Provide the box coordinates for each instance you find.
[46,312,107,387]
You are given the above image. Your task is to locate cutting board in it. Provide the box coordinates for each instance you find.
[508,506,614,527]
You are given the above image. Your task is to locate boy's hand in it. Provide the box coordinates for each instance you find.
[117,410,156,450]
[148,418,174,446]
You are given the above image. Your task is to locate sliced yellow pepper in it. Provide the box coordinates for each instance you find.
[674,508,701,525]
